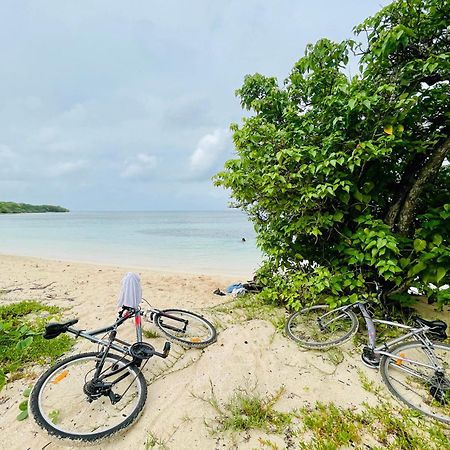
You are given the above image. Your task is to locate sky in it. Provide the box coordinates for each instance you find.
[0,0,391,211]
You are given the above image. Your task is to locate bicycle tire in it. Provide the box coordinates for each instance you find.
[154,309,217,349]
[380,340,450,424]
[29,351,147,441]
[285,305,359,349]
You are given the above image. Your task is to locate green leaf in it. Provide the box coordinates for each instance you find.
[409,261,427,277]
[15,336,33,350]
[49,409,60,424]
[19,400,28,411]
[0,371,5,391]
[23,387,32,398]
[338,192,350,204]
[413,239,427,252]
[354,190,363,202]
[436,267,447,284]
[376,238,387,249]
[16,410,28,421]
[399,258,410,268]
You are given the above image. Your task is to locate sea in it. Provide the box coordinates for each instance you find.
[0,211,262,277]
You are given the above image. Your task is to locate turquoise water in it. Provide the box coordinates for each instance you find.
[0,211,262,276]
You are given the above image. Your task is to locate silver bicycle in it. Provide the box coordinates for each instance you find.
[286,300,450,424]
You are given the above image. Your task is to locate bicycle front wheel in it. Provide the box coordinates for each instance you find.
[380,340,450,424]
[29,352,147,442]
[154,309,217,348]
[285,305,359,349]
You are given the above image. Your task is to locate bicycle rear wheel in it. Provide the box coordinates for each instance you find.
[285,305,358,349]
[29,352,147,441]
[154,309,217,348]
[380,340,450,424]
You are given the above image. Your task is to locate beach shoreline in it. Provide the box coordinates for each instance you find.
[0,250,257,279]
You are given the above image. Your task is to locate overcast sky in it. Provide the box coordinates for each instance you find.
[0,1,391,211]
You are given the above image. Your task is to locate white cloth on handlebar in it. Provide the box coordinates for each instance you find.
[117,272,142,309]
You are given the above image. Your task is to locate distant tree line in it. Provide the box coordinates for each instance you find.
[0,202,69,214]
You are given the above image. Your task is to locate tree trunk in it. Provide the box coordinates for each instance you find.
[385,153,427,228]
[397,136,450,234]
[384,154,426,231]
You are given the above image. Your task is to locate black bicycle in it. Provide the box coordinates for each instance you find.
[286,300,450,424]
[30,304,216,442]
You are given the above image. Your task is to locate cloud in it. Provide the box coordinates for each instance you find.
[0,144,20,180]
[0,144,16,161]
[32,126,81,154]
[35,126,60,144]
[45,160,87,178]
[163,96,212,129]
[60,103,88,122]
[120,153,158,179]
[188,128,231,178]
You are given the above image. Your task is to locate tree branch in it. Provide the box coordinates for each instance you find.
[397,136,450,234]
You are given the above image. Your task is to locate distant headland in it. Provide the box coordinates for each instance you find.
[0,201,69,214]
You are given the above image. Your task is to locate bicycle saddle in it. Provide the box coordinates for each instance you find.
[44,319,78,339]
[414,317,448,340]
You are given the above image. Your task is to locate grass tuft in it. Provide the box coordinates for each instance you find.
[210,294,285,331]
[0,300,74,388]
[299,401,450,450]
[145,432,169,450]
[143,329,160,339]
[195,383,293,434]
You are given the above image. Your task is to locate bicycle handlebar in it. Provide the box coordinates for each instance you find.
[162,342,171,357]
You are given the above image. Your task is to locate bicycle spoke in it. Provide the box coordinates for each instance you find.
[381,341,450,424]
[285,305,358,348]
[154,309,217,348]
[30,353,147,440]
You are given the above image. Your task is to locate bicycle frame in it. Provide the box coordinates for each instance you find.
[61,308,147,391]
[320,302,445,372]
[66,307,142,357]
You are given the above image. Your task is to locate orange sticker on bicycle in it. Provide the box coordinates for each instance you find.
[190,338,201,342]
[51,370,69,384]
[395,353,405,365]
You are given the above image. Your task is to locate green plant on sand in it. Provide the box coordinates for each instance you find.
[0,300,73,389]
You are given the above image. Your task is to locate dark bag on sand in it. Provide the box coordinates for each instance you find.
[242,281,262,292]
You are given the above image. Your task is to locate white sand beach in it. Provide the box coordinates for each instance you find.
[0,254,449,450]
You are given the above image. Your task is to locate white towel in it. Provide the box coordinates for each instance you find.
[117,272,142,309]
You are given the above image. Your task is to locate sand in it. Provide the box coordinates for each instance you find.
[0,254,448,450]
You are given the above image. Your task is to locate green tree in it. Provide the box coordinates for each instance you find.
[214,0,450,308]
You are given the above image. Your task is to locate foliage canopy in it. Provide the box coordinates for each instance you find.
[215,0,450,308]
